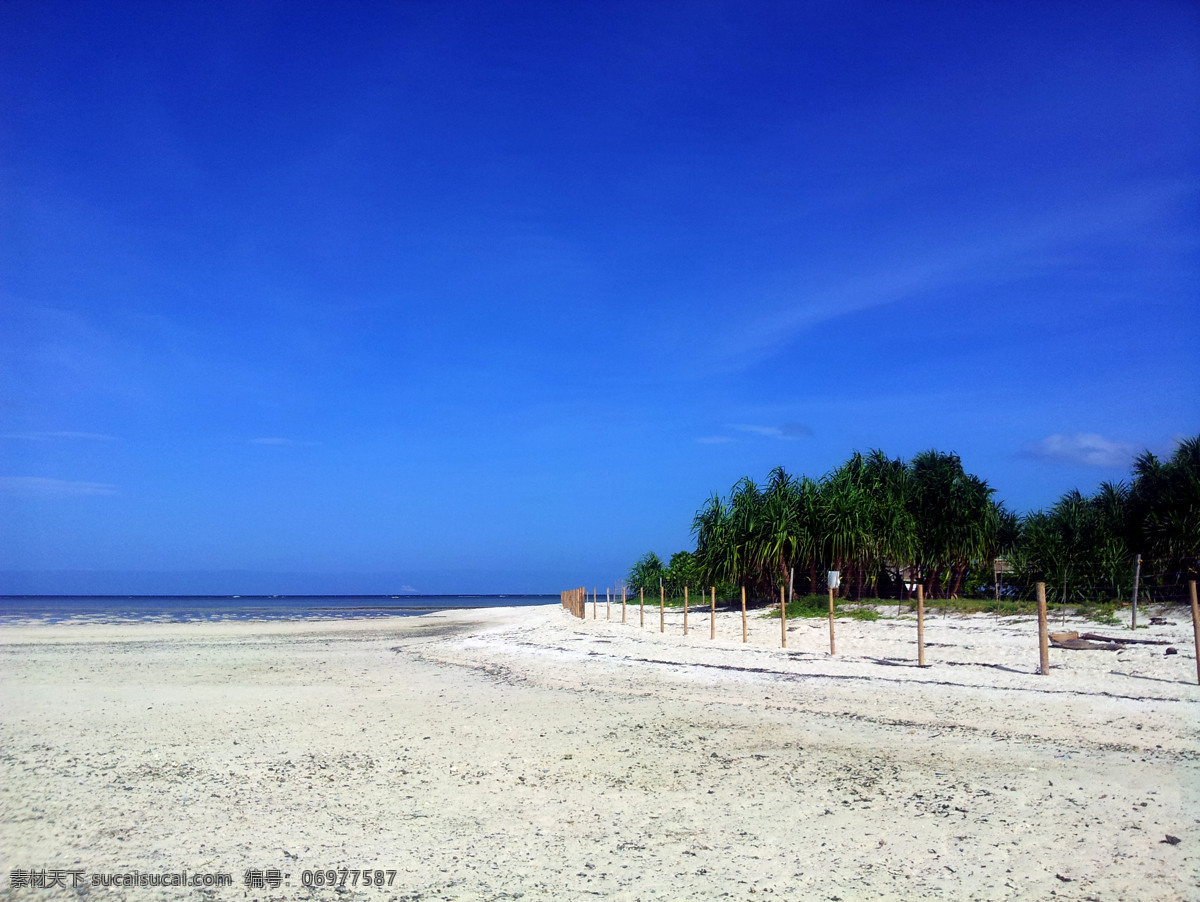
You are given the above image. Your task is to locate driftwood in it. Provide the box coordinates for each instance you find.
[1048,630,1171,650]
[1079,632,1171,646]
[1049,632,1120,650]
[1052,638,1121,650]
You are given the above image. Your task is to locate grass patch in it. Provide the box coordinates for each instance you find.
[1072,600,1120,626]
[755,595,881,620]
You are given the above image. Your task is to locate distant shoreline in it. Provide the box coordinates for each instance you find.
[0,593,556,626]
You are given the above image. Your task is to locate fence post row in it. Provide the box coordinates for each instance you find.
[562,579,1200,685]
[559,586,587,619]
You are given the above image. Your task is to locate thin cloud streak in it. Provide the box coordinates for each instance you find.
[1021,433,1139,468]
[3,431,115,441]
[0,477,117,497]
[714,183,1191,370]
[728,422,815,439]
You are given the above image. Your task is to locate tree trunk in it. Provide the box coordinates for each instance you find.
[949,565,965,599]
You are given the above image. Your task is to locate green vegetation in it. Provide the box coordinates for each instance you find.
[629,436,1199,607]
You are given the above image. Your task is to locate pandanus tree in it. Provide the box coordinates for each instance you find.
[862,449,917,597]
[627,551,665,594]
[907,450,999,598]
[759,466,805,593]
[820,454,872,597]
[634,435,1197,607]
[1015,484,1134,602]
[1130,436,1200,583]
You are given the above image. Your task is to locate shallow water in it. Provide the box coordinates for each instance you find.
[0,594,554,625]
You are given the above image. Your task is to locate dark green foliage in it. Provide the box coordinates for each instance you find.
[631,434,1198,606]
[689,449,1005,599]
[1130,436,1200,583]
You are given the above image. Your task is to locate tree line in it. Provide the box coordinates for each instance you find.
[627,435,1199,604]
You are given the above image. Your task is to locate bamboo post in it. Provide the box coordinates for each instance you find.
[780,585,787,648]
[639,587,644,628]
[683,586,689,635]
[660,585,665,633]
[622,586,627,623]
[741,586,747,643]
[1131,553,1142,630]
[916,584,925,666]
[1037,581,1050,676]
[710,587,716,640]
[828,584,836,655]
[1189,580,1199,685]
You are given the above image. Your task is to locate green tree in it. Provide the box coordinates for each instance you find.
[627,551,665,594]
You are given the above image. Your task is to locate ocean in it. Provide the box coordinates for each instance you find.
[0,594,556,626]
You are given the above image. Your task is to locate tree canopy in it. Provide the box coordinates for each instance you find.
[629,436,1199,603]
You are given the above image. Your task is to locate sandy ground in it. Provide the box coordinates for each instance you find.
[0,601,1197,902]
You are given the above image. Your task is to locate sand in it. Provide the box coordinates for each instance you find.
[1,601,1197,901]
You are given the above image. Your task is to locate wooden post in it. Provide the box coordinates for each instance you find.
[593,587,597,619]
[1037,581,1050,676]
[916,584,925,666]
[1189,580,1199,685]
[710,587,716,640]
[1131,553,1142,631]
[622,586,627,623]
[780,585,787,648]
[828,584,836,655]
[639,587,644,628]
[606,587,610,620]
[683,586,689,635]
[741,586,747,643]
[660,585,665,633]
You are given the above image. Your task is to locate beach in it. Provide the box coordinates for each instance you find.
[1,602,1197,901]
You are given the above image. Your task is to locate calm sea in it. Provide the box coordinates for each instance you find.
[0,595,555,625]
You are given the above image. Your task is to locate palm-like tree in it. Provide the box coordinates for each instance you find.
[640,436,1197,608]
[908,450,998,598]
[1131,436,1200,583]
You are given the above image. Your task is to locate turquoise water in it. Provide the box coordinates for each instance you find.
[0,594,555,625]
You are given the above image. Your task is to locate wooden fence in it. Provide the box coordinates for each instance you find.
[559,581,1200,684]
[560,586,586,619]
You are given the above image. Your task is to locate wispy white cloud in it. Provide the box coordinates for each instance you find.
[714,183,1190,369]
[3,431,115,441]
[0,477,117,497]
[729,422,814,439]
[1022,433,1138,468]
[250,437,316,446]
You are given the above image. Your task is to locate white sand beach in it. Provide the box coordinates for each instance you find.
[1,603,1197,901]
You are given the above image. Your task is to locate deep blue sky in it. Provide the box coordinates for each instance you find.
[2,1,1197,594]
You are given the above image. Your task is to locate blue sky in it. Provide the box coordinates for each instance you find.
[2,1,1197,594]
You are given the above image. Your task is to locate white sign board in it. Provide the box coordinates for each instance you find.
[827,570,841,589]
